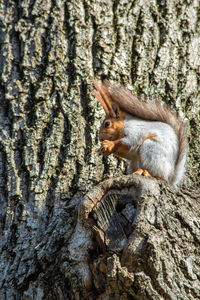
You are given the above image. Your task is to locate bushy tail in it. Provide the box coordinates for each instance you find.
[104,82,188,186]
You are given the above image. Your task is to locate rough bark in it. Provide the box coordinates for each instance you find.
[0,0,199,299]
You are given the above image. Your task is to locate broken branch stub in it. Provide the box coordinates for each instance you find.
[77,175,200,299]
[79,174,159,253]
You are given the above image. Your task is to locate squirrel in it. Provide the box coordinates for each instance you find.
[92,81,188,188]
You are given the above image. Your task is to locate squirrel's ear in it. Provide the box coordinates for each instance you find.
[111,103,120,119]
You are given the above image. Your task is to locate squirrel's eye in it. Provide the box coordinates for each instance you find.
[104,121,110,128]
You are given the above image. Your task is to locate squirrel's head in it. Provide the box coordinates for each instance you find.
[99,109,125,141]
[92,81,125,142]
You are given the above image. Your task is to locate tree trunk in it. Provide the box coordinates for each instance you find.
[0,0,199,299]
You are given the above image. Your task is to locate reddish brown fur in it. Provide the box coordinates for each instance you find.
[92,90,110,115]
[99,117,124,142]
[92,81,115,117]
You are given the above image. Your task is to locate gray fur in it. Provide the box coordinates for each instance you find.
[122,114,182,187]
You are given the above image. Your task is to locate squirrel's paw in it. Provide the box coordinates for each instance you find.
[100,140,115,156]
[134,169,152,177]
